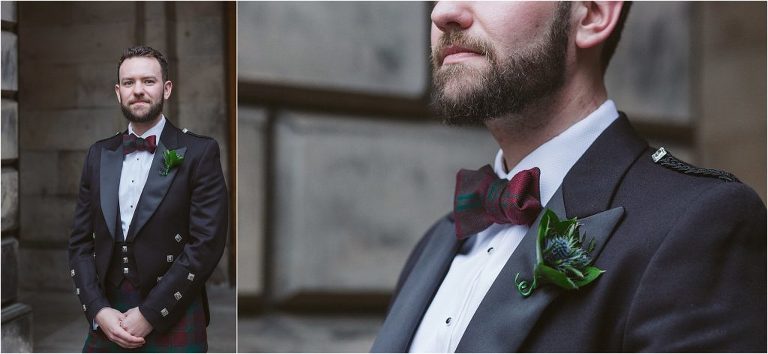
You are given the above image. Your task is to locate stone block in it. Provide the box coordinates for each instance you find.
[238,314,381,352]
[1,1,16,22]
[236,106,266,295]
[21,61,116,110]
[20,21,134,65]
[58,151,87,196]
[176,17,225,58]
[18,151,58,196]
[19,62,78,109]
[142,2,168,22]
[19,195,76,244]
[238,2,427,97]
[20,2,134,26]
[606,2,691,123]
[1,238,19,304]
[19,108,124,151]
[142,19,170,53]
[2,31,18,91]
[77,61,123,109]
[175,56,225,106]
[18,247,71,291]
[176,2,224,19]
[698,2,766,201]
[0,302,33,353]
[271,112,498,299]
[2,99,18,159]
[1,168,18,231]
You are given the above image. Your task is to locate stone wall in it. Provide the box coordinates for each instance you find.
[2,2,34,351]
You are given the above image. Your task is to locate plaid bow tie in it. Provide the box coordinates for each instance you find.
[123,133,157,155]
[453,165,542,239]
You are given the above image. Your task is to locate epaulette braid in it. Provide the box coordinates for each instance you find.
[651,147,739,182]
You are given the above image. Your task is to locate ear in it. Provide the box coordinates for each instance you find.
[163,80,173,100]
[574,1,624,49]
[114,84,121,103]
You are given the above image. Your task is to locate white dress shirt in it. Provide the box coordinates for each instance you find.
[408,100,620,353]
[118,116,166,240]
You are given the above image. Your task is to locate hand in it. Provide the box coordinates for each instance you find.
[94,307,145,348]
[120,307,154,338]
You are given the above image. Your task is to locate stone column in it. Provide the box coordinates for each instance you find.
[1,1,33,351]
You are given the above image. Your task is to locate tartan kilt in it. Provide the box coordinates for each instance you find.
[83,279,207,353]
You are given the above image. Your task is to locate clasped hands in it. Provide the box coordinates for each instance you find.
[95,307,154,349]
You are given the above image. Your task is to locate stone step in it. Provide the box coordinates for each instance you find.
[1,302,33,352]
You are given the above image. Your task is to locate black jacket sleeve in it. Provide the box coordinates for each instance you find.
[138,139,229,332]
[624,182,767,352]
[68,145,112,325]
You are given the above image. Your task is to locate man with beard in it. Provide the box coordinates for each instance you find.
[372,2,765,352]
[68,46,228,352]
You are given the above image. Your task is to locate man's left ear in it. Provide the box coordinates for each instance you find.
[574,1,624,49]
[164,81,173,100]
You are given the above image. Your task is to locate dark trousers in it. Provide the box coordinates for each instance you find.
[82,279,207,353]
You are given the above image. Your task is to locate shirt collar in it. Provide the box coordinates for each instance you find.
[493,99,619,206]
[128,114,166,142]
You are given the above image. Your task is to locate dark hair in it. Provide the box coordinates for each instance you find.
[601,2,632,72]
[117,46,169,83]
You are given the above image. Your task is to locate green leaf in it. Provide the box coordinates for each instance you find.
[538,264,577,290]
[573,266,605,288]
[537,210,558,264]
[564,265,584,279]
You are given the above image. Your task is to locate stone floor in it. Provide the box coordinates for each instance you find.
[237,313,383,352]
[16,285,235,353]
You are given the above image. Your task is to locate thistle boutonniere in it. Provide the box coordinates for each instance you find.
[160,149,184,176]
[514,208,604,297]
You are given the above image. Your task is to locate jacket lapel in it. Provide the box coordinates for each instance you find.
[126,122,185,241]
[456,188,625,352]
[99,137,124,240]
[456,115,647,352]
[371,217,462,352]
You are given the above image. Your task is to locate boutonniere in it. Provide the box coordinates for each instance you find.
[160,149,184,176]
[514,208,604,297]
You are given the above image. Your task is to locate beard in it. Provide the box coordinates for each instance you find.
[431,3,571,126]
[120,96,165,123]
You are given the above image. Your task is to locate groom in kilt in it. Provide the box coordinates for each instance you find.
[69,46,228,352]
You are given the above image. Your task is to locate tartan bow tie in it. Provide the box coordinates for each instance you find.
[453,165,542,239]
[123,133,157,155]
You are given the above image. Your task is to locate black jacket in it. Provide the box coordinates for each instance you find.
[372,115,766,352]
[68,120,228,333]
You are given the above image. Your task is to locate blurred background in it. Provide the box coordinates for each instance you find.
[236,1,766,352]
[1,2,236,352]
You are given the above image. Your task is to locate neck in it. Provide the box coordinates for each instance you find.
[130,115,162,136]
[486,72,607,171]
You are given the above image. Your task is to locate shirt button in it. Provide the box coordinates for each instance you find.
[487,247,495,254]
[445,317,452,326]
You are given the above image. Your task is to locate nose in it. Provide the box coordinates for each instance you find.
[431,1,473,32]
[132,82,145,97]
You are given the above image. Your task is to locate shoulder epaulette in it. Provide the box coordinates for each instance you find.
[180,128,212,140]
[651,147,739,182]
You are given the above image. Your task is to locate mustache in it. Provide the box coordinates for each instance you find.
[431,31,496,68]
